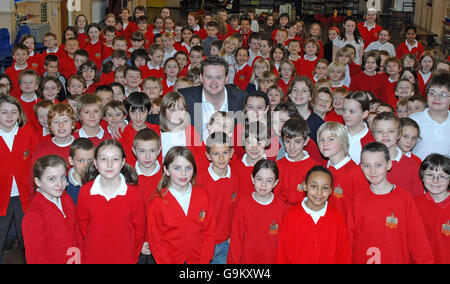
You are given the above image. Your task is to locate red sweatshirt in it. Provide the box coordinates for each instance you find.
[396,41,424,61]
[233,64,252,91]
[197,167,239,244]
[83,40,105,71]
[58,55,77,81]
[227,195,288,264]
[277,78,293,96]
[324,109,344,124]
[27,52,45,76]
[230,156,256,203]
[77,179,146,264]
[139,64,165,79]
[72,126,112,147]
[22,191,83,264]
[277,202,351,264]
[0,124,38,215]
[147,186,216,264]
[417,71,432,97]
[348,185,434,264]
[276,155,319,206]
[415,192,450,264]
[19,95,40,133]
[5,65,32,98]
[350,72,384,99]
[297,57,319,80]
[357,22,383,49]
[388,151,425,197]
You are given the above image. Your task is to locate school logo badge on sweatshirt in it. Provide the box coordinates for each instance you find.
[231,192,237,203]
[297,184,304,192]
[333,185,344,199]
[23,150,29,160]
[441,221,450,237]
[385,213,398,229]
[95,53,101,58]
[198,209,206,222]
[269,221,279,235]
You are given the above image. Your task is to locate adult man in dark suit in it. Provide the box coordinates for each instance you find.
[178,55,248,140]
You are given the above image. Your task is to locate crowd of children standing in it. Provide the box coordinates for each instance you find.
[0,5,449,264]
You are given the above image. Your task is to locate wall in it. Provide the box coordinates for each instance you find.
[414,0,450,41]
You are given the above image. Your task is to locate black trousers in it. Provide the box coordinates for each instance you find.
[0,197,24,264]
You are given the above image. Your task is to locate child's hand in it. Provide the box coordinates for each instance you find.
[110,120,127,139]
[141,242,151,255]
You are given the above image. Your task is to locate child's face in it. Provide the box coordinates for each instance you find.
[105,16,116,27]
[259,78,275,93]
[407,100,426,115]
[210,45,219,56]
[287,25,298,37]
[125,70,143,88]
[421,56,434,72]
[283,134,309,161]
[151,104,160,114]
[111,57,126,69]
[104,32,115,44]
[244,135,266,161]
[133,56,146,68]
[378,30,390,44]
[133,140,161,169]
[246,96,268,122]
[190,38,201,47]
[164,156,194,190]
[161,8,171,18]
[74,55,88,70]
[364,56,378,73]
[240,20,250,33]
[23,38,35,53]
[230,18,239,29]
[42,81,60,101]
[280,63,293,79]
[253,64,268,78]
[143,80,163,100]
[65,30,75,40]
[314,63,328,79]
[165,102,186,126]
[225,41,237,54]
[165,60,180,77]
[338,54,350,65]
[304,171,332,211]
[310,25,320,37]
[267,89,282,107]
[402,57,416,69]
[361,151,391,185]
[132,39,144,49]
[271,110,290,136]
[81,67,95,82]
[113,40,127,51]
[373,120,400,149]
[154,19,164,30]
[164,19,175,30]
[104,107,125,128]
[79,105,102,128]
[175,54,188,69]
[0,102,19,132]
[67,99,77,114]
[120,9,130,21]
[259,40,271,56]
[151,50,165,66]
[45,61,59,77]
[206,26,218,37]
[181,29,193,42]
[36,107,49,129]
[343,99,368,129]
[114,71,126,85]
[275,31,287,44]
[289,81,311,107]
[422,167,450,197]
[385,62,400,77]
[43,36,56,49]
[395,81,414,99]
[206,144,234,171]
[187,15,197,27]
[69,148,95,177]
[97,91,113,105]
[313,92,333,115]
[49,113,74,139]
[396,104,408,118]
[288,42,300,56]
[405,28,417,42]
[94,145,125,180]
[88,28,100,41]
[236,49,249,66]
[379,55,388,72]
[112,86,126,102]
[13,49,28,66]
[328,68,344,82]
[129,108,149,129]
[137,21,148,32]
[266,16,274,27]
[272,48,284,62]
[189,51,203,66]
[427,86,450,113]
[328,29,338,41]
[206,116,234,137]
[249,39,260,52]
[77,16,87,28]
[318,130,343,159]
[400,70,416,84]
[279,16,289,27]
[20,75,38,94]
[252,168,278,199]
[398,126,419,153]
[34,165,67,200]
[162,37,174,49]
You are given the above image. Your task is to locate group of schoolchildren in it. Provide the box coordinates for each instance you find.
[0,5,449,264]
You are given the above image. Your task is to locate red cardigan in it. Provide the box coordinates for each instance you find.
[277,203,351,264]
[227,195,288,264]
[77,180,146,264]
[415,192,450,264]
[147,185,216,264]
[22,192,83,264]
[348,185,434,264]
[0,124,38,215]
[349,72,385,99]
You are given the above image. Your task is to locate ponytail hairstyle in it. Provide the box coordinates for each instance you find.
[82,139,138,185]
[155,146,197,199]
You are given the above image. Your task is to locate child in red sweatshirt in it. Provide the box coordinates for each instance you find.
[277,166,351,263]
[349,142,434,264]
[22,155,83,264]
[415,154,450,264]
[228,159,288,264]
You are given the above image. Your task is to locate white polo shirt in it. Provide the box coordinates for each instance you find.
[410,108,450,160]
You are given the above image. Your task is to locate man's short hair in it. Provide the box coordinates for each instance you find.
[200,55,229,76]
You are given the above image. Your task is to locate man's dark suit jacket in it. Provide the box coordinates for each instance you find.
[178,84,248,139]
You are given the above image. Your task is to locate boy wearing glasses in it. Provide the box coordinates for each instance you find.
[410,72,450,160]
